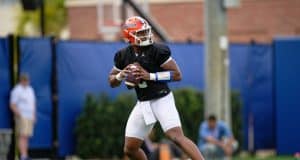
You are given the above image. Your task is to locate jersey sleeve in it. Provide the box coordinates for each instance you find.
[220,121,233,138]
[155,45,172,66]
[113,51,124,71]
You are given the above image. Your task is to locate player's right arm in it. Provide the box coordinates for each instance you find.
[110,50,136,88]
[108,66,131,88]
[109,51,124,88]
[109,68,123,88]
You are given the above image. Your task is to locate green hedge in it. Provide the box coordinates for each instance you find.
[75,93,134,158]
[75,88,242,158]
[152,88,204,143]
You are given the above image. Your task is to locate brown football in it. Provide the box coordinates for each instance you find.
[125,64,140,87]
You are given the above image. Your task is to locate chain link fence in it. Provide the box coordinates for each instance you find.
[0,129,12,160]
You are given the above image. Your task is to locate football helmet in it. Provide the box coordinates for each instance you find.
[122,16,153,46]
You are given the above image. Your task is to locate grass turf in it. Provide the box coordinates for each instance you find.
[233,156,295,160]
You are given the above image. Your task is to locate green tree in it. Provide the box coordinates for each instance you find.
[17,0,66,36]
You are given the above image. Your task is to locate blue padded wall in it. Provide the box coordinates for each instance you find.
[19,37,53,148]
[274,38,300,155]
[0,37,11,129]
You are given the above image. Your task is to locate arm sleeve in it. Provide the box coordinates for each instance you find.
[113,51,124,71]
[10,88,18,105]
[155,45,171,66]
[199,122,209,139]
[221,122,233,138]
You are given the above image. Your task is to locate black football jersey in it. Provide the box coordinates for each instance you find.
[114,43,172,101]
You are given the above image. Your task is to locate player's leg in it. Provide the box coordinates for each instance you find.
[124,102,154,160]
[124,137,147,160]
[151,92,204,160]
[165,127,204,160]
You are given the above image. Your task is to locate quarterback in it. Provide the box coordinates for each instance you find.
[109,16,204,160]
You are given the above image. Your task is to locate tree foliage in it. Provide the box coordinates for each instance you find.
[16,0,66,36]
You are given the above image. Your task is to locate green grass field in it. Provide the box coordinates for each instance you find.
[233,156,295,160]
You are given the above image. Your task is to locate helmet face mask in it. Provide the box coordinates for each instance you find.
[130,27,153,46]
[122,16,154,46]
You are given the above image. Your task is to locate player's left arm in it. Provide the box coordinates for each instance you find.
[135,59,182,82]
[160,59,182,81]
[135,45,181,82]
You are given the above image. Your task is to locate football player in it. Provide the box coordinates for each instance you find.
[109,16,204,160]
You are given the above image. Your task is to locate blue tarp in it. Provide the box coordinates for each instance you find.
[229,44,251,149]
[274,38,300,155]
[0,37,11,129]
[229,44,249,90]
[244,44,274,149]
[168,43,204,89]
[56,41,128,156]
[19,37,53,148]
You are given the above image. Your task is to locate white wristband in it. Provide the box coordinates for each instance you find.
[156,71,172,81]
[149,73,156,81]
[115,72,124,81]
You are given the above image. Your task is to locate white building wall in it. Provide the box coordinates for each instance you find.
[0,0,20,36]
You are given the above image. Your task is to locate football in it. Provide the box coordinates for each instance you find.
[125,64,140,87]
